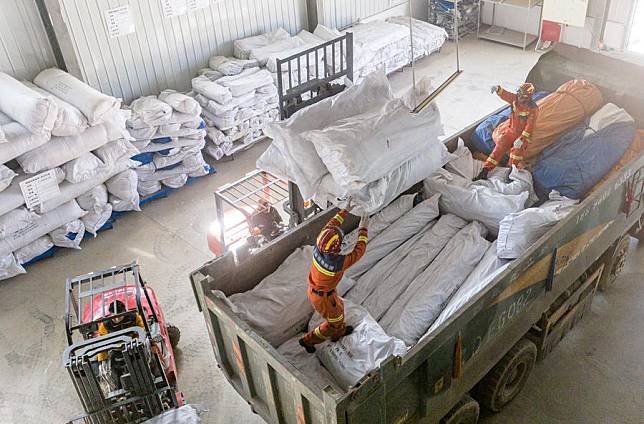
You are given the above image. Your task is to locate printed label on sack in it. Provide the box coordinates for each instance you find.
[161,0,187,17]
[188,0,210,11]
[20,169,61,210]
[105,5,135,38]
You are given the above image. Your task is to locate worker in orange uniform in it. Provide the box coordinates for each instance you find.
[474,82,539,181]
[299,200,369,353]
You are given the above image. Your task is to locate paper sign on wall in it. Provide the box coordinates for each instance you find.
[19,169,61,210]
[105,5,135,38]
[162,0,188,17]
[188,0,210,11]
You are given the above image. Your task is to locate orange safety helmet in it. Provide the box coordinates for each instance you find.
[517,83,535,97]
[316,226,344,254]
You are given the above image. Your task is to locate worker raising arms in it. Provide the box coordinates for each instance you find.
[299,199,369,353]
[475,82,539,180]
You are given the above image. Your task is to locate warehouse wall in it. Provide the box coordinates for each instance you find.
[316,0,411,28]
[53,0,308,102]
[0,0,56,80]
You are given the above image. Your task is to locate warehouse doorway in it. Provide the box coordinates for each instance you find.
[627,0,644,53]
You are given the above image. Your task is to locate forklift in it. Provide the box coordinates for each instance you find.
[63,261,182,423]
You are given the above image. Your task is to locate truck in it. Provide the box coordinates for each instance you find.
[189,45,644,423]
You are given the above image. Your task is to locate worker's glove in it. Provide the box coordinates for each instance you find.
[490,85,499,94]
[473,168,489,181]
[98,361,109,377]
[359,215,370,229]
[513,139,524,149]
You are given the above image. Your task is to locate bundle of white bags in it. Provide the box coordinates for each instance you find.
[125,90,210,197]
[258,71,450,214]
[192,57,280,161]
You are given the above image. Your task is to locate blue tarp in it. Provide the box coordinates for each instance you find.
[470,91,549,156]
[131,152,154,165]
[151,136,173,144]
[533,121,635,200]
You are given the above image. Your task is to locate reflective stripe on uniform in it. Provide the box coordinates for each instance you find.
[325,234,339,251]
[518,111,530,117]
[522,131,531,139]
[486,157,498,165]
[334,214,344,224]
[314,327,328,340]
[357,236,368,243]
[312,258,336,277]
[510,154,523,161]
[327,314,344,323]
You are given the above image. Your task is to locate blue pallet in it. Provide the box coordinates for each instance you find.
[24,166,217,268]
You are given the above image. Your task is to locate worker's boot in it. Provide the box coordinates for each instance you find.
[298,338,316,354]
[331,326,354,342]
[473,168,489,181]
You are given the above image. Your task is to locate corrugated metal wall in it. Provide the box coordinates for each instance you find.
[58,0,308,101]
[0,0,56,80]
[317,0,409,28]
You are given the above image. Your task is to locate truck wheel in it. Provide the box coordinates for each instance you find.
[598,234,631,291]
[167,324,181,349]
[440,394,480,424]
[473,338,537,412]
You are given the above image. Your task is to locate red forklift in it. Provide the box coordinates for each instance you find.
[63,261,182,423]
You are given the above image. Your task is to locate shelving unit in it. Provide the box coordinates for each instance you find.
[477,0,542,50]
[429,0,480,40]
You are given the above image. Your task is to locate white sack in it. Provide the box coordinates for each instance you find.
[0,72,57,135]
[384,222,490,346]
[50,219,85,249]
[17,123,112,173]
[142,405,201,424]
[34,68,121,126]
[0,253,25,280]
[218,68,274,97]
[62,153,107,184]
[24,81,88,136]
[249,37,305,66]
[14,235,53,265]
[191,76,233,105]
[39,159,133,213]
[106,169,140,212]
[362,214,468,321]
[221,246,355,347]
[0,165,16,192]
[0,207,40,239]
[386,17,448,56]
[77,184,108,212]
[309,300,407,389]
[0,200,86,257]
[428,242,510,335]
[424,169,529,235]
[474,165,538,206]
[209,56,258,76]
[129,96,172,127]
[162,173,188,189]
[0,168,65,216]
[234,27,291,60]
[277,336,342,392]
[346,195,441,279]
[445,139,483,180]
[158,89,201,115]
[198,68,223,81]
[82,203,112,236]
[313,24,342,41]
[0,123,50,164]
[94,139,139,165]
[585,103,634,136]
[138,180,162,197]
[497,191,578,259]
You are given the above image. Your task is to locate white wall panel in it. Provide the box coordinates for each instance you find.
[58,0,308,101]
[317,0,409,28]
[0,0,56,80]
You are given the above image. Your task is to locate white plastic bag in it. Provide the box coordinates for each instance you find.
[34,68,121,126]
[424,169,529,235]
[82,203,112,236]
[191,76,233,105]
[24,81,88,136]
[0,252,25,280]
[497,191,578,259]
[106,169,140,212]
[0,200,86,257]
[94,139,139,165]
[0,165,16,192]
[0,122,50,164]
[445,139,483,180]
[158,89,201,115]
[218,68,274,97]
[50,219,85,249]
[14,236,54,265]
[129,96,173,127]
[138,180,162,197]
[309,300,407,389]
[62,153,107,184]
[384,222,490,346]
[162,173,188,189]
[233,27,291,60]
[77,184,108,212]
[0,72,57,134]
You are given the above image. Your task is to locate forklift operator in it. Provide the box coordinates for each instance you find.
[250,198,283,240]
[96,300,145,362]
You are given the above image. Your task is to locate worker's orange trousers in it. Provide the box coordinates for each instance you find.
[484,128,528,171]
[301,287,346,346]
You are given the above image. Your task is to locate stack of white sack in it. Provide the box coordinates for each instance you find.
[192,60,279,160]
[126,90,210,197]
[258,71,451,214]
[496,191,578,259]
[382,221,490,346]
[424,166,534,236]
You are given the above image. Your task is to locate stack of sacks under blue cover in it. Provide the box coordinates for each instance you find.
[126,90,212,199]
[470,91,549,156]
[532,103,635,200]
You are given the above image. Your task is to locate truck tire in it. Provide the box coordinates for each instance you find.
[440,394,480,424]
[473,338,537,412]
[597,234,631,291]
[167,324,181,349]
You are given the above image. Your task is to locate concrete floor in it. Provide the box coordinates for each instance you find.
[0,37,642,423]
